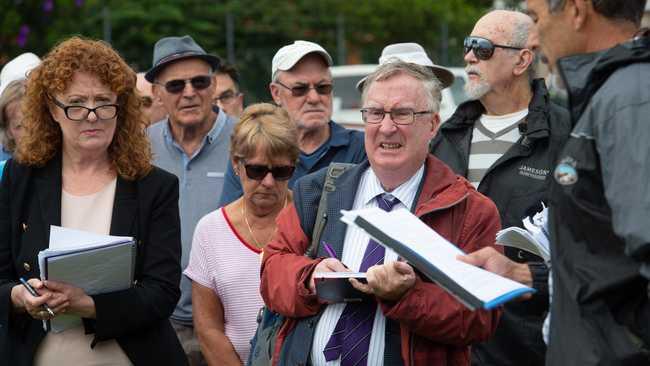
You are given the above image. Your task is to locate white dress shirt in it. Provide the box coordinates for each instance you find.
[311,164,425,366]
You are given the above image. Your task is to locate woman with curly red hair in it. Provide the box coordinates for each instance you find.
[0,37,187,365]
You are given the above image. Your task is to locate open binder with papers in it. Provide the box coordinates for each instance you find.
[340,207,535,311]
[496,204,550,262]
[38,226,136,332]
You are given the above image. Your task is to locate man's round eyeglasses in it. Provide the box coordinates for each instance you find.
[360,108,433,125]
[48,95,118,121]
[274,81,333,97]
[463,36,524,61]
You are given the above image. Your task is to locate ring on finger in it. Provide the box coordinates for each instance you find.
[37,310,49,318]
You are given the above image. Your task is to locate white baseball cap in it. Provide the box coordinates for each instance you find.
[356,43,454,91]
[271,40,332,79]
[0,52,41,97]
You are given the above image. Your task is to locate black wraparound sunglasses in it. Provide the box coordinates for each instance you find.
[155,75,213,94]
[463,36,524,60]
[243,164,295,181]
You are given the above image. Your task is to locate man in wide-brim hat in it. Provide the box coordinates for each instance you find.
[145,35,237,366]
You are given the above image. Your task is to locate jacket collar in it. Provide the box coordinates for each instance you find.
[557,35,650,123]
[415,155,471,217]
[328,120,355,147]
[34,153,138,238]
[442,79,551,141]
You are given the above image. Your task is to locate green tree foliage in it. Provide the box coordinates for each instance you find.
[1,0,491,102]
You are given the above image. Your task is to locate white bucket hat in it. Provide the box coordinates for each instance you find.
[0,52,41,97]
[356,43,454,91]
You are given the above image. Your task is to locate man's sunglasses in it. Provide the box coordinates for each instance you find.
[275,81,333,97]
[463,36,524,61]
[243,164,295,181]
[156,75,213,94]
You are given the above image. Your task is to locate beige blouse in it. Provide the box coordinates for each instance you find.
[35,178,132,365]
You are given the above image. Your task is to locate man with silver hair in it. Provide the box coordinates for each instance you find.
[260,60,501,366]
[218,40,366,206]
[430,9,570,366]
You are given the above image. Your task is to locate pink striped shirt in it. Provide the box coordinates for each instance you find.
[184,207,263,363]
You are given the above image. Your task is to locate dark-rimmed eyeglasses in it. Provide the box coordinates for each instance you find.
[48,95,118,121]
[274,81,333,97]
[215,90,241,104]
[156,75,213,94]
[360,108,433,125]
[242,163,295,181]
[463,36,524,61]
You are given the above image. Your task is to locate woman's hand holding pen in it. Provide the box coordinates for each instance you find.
[43,280,96,319]
[10,278,67,320]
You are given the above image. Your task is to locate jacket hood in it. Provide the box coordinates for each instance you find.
[415,154,473,216]
[557,33,650,122]
[442,79,551,141]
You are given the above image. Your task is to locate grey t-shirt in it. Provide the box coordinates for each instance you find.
[147,110,236,324]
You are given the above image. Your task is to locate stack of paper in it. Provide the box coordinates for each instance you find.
[496,204,550,262]
[38,226,136,332]
[340,208,535,310]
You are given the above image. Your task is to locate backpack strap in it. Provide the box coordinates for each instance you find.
[305,163,355,258]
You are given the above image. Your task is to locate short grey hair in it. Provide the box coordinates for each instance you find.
[547,0,646,26]
[361,61,442,113]
[510,14,532,48]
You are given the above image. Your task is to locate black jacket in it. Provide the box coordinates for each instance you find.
[0,156,188,366]
[546,34,650,365]
[430,79,571,366]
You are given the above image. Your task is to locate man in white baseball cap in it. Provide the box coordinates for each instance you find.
[356,42,454,91]
[219,40,367,206]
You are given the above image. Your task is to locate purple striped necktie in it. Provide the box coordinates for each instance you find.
[323,194,399,366]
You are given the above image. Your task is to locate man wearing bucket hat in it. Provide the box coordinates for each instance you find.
[355,42,455,92]
[146,35,236,365]
[218,40,366,206]
[430,10,570,366]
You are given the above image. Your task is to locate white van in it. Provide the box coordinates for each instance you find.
[331,64,469,129]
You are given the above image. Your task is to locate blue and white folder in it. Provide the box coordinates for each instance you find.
[341,207,535,311]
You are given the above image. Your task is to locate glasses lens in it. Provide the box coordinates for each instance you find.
[270,166,295,181]
[164,79,186,93]
[289,85,310,97]
[361,108,385,124]
[190,76,212,90]
[217,90,235,102]
[391,109,414,124]
[95,105,118,120]
[315,84,333,95]
[244,165,269,180]
[66,106,88,120]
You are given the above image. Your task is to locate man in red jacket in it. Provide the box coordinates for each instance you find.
[260,61,502,366]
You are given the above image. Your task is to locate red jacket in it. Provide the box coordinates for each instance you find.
[260,155,502,366]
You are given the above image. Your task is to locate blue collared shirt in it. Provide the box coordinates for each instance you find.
[147,109,236,324]
[218,121,366,207]
[0,144,12,161]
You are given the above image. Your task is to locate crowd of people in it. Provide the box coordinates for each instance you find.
[0,0,648,365]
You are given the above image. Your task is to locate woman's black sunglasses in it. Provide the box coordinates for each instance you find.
[463,36,524,61]
[156,75,213,94]
[244,164,295,181]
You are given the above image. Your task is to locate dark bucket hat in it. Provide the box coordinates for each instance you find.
[145,35,220,82]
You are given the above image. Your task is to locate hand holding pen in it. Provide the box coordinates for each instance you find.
[16,277,56,320]
[307,241,350,293]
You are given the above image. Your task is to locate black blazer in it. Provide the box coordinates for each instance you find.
[0,155,188,365]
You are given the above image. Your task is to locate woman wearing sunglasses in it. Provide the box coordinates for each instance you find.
[184,103,299,365]
[1,37,186,365]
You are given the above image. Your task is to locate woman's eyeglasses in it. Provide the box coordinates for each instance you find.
[243,163,295,181]
[463,36,524,61]
[156,75,213,94]
[274,81,333,97]
[48,95,118,121]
